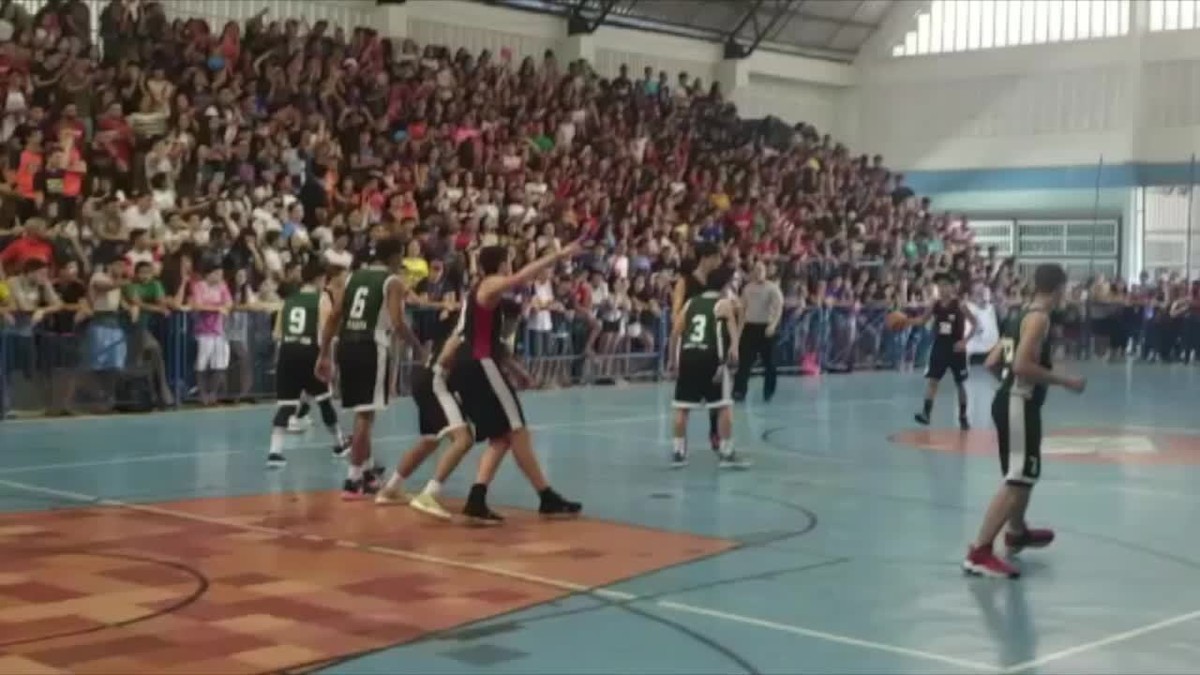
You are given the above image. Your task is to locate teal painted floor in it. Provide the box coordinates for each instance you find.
[2,363,1199,674]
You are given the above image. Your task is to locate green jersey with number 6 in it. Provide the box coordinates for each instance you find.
[680,291,729,360]
[996,305,1053,406]
[340,267,397,346]
[280,289,321,346]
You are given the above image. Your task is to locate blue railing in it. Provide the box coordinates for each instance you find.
[1,300,1185,418]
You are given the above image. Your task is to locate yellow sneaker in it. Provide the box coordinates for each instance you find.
[409,492,452,520]
[374,484,409,506]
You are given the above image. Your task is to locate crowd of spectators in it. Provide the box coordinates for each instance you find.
[0,0,1113,414]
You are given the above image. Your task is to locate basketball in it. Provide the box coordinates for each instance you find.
[885,311,909,331]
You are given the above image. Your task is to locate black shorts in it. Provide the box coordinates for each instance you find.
[672,351,731,410]
[925,349,968,383]
[276,343,330,404]
[337,339,393,412]
[413,364,468,439]
[450,358,526,442]
[992,393,1042,486]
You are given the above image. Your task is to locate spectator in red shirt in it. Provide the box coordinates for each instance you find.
[0,217,54,273]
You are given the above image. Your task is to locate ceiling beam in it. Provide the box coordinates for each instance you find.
[724,0,797,60]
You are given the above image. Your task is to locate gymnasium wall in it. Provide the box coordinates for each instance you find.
[853,2,1200,278]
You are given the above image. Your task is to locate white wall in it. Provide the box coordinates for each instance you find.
[854,7,1200,170]
[393,1,856,135]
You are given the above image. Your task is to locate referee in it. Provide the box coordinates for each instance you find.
[733,262,783,402]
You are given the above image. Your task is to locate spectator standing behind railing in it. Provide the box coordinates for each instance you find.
[734,261,783,402]
[44,260,87,414]
[5,259,61,383]
[0,217,54,271]
[86,255,128,411]
[123,260,173,407]
[189,262,232,406]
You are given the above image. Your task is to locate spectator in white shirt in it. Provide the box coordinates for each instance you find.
[121,192,165,240]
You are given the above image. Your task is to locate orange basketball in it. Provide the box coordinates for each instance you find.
[885,311,909,331]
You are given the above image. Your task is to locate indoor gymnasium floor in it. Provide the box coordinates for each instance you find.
[1,363,1200,674]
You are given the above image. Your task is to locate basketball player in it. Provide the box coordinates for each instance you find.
[316,238,425,499]
[914,273,978,430]
[963,263,1085,579]
[289,264,349,433]
[672,242,724,453]
[268,262,349,467]
[374,312,474,520]
[452,243,583,524]
[669,266,749,469]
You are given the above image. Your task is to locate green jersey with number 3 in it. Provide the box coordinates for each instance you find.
[680,291,729,360]
[340,267,396,345]
[996,305,1053,406]
[280,290,320,346]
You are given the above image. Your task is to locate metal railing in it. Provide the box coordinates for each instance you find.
[2,301,1194,418]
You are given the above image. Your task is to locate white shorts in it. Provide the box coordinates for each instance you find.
[196,335,231,371]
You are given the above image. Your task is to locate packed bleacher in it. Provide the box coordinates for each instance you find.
[1,0,1193,417]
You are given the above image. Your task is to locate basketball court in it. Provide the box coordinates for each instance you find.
[1,364,1199,674]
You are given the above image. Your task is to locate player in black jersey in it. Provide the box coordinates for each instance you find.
[963,264,1085,579]
[267,261,349,467]
[913,273,978,430]
[374,291,474,520]
[451,242,585,524]
[672,242,724,452]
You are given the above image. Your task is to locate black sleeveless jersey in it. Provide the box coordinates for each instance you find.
[931,300,966,350]
[454,281,503,362]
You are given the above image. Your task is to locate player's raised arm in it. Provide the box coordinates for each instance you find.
[478,227,592,307]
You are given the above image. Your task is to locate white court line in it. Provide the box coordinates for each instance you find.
[1001,608,1200,673]
[658,601,997,672]
[0,475,997,673]
[0,414,667,476]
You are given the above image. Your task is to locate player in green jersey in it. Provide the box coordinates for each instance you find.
[316,237,426,499]
[267,261,349,467]
[668,266,749,469]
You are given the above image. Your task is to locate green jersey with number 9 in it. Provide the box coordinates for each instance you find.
[340,267,396,345]
[996,305,1053,406]
[280,290,320,346]
[680,291,729,360]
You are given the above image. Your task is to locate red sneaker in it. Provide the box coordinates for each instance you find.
[1005,528,1055,554]
[962,545,1020,579]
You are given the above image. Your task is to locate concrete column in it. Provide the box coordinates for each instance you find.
[557,33,594,64]
[378,3,410,39]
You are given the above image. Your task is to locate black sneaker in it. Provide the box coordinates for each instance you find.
[914,412,931,426]
[463,499,505,526]
[266,452,286,468]
[341,478,369,501]
[538,489,582,518]
[959,416,971,431]
[332,436,351,459]
[670,450,689,469]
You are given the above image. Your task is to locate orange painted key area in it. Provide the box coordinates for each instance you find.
[0,493,735,674]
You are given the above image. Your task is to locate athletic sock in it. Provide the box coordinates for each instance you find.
[385,471,404,491]
[922,399,933,416]
[348,464,364,481]
[718,439,733,457]
[422,479,442,496]
[672,437,686,455]
[269,429,285,456]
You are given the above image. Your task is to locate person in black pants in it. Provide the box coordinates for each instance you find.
[734,262,783,402]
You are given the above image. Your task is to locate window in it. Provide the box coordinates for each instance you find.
[893,0,1131,58]
[1149,0,1200,31]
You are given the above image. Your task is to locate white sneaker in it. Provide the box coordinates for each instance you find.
[374,484,410,506]
[410,492,453,520]
[718,452,751,470]
[287,416,312,433]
